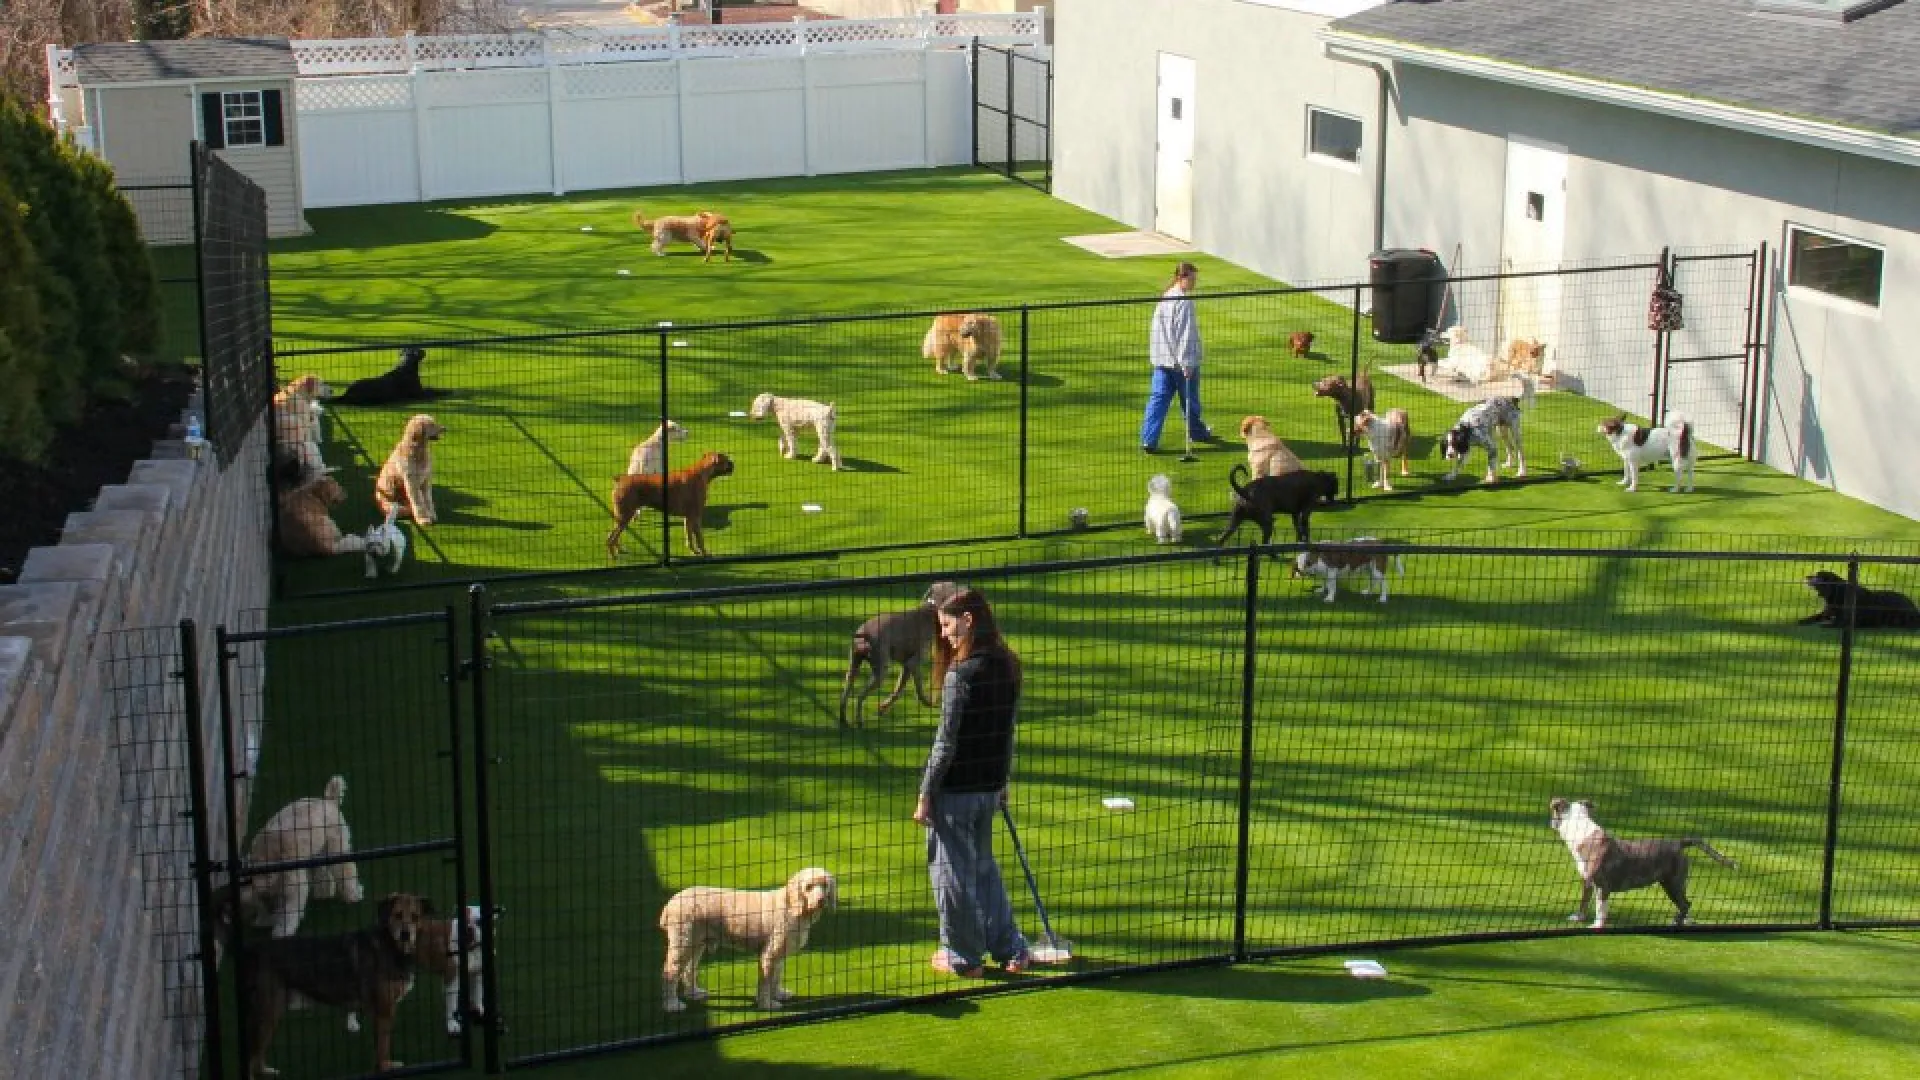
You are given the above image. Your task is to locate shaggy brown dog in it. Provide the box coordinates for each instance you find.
[278,471,368,558]
[375,414,444,526]
[1238,415,1304,479]
[660,868,837,1012]
[1288,331,1315,358]
[633,209,734,262]
[245,893,429,1078]
[606,451,735,557]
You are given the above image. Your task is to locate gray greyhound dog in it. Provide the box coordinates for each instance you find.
[1549,797,1736,929]
[837,581,964,728]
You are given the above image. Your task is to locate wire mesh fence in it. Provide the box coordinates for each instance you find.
[195,143,274,471]
[271,250,1760,596]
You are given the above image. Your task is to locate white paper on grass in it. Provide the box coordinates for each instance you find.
[1344,960,1388,978]
[801,504,824,514]
[1102,797,1135,812]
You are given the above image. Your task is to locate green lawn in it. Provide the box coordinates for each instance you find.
[236,169,1920,1080]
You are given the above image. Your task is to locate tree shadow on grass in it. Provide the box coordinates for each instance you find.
[1097,964,1431,1005]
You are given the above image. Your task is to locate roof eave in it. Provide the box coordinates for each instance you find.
[1322,29,1920,170]
[79,73,295,89]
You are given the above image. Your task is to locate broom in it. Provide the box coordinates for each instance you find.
[1177,369,1199,463]
[1001,806,1073,964]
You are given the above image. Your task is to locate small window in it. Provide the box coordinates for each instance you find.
[1307,107,1363,165]
[222,91,265,148]
[1788,226,1883,308]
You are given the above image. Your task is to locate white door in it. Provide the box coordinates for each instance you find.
[1498,136,1568,345]
[1154,53,1196,241]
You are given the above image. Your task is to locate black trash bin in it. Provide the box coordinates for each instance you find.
[1368,248,1445,344]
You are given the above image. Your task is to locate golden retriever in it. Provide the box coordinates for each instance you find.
[606,450,735,558]
[1238,415,1304,479]
[277,471,368,558]
[272,374,332,475]
[375,414,444,526]
[922,313,1003,379]
[660,868,837,1012]
[633,209,734,263]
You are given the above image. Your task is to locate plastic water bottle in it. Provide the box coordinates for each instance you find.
[185,412,205,458]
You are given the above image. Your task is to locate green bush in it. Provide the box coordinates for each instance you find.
[73,148,162,364]
[0,167,50,460]
[0,96,86,427]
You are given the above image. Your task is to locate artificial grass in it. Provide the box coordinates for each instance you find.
[234,169,1920,1078]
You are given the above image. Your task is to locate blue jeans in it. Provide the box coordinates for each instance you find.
[925,791,1027,967]
[1140,366,1209,449]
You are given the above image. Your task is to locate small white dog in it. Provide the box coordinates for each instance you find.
[362,507,407,579]
[240,775,364,938]
[1292,539,1405,604]
[627,420,689,476]
[1597,412,1697,493]
[660,867,838,1012]
[1144,473,1182,544]
[1437,326,1495,385]
[748,393,843,470]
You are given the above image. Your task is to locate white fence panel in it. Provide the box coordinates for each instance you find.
[421,70,554,200]
[554,64,682,193]
[679,58,808,184]
[926,49,973,167]
[297,77,418,207]
[806,51,926,175]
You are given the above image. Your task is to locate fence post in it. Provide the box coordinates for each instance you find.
[1818,556,1860,929]
[1004,42,1015,174]
[467,585,504,1073]
[1649,247,1670,420]
[1018,305,1030,538]
[969,37,980,169]
[1742,242,1769,461]
[212,624,252,1076]
[179,620,226,1080]
[1346,284,1363,502]
[442,603,477,1066]
[659,329,673,566]
[1232,549,1261,961]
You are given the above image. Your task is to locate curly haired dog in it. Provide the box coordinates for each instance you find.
[660,868,837,1012]
[607,451,735,557]
[1239,415,1304,479]
[1144,473,1182,544]
[277,471,368,559]
[240,775,365,940]
[375,414,444,525]
[921,313,1004,380]
[633,208,734,262]
[272,374,332,476]
[749,393,843,470]
[627,420,689,476]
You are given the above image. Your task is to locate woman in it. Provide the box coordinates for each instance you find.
[913,587,1031,977]
[1140,260,1217,453]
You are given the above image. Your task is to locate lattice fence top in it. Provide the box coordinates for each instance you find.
[296,76,413,113]
[284,12,1044,76]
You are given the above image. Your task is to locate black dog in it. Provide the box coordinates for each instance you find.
[332,346,448,405]
[1217,465,1338,549]
[1799,570,1920,629]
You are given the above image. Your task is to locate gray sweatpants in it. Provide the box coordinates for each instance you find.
[926,791,1027,967]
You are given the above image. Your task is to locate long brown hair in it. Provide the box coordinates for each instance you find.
[1167,261,1198,290]
[938,587,1021,683]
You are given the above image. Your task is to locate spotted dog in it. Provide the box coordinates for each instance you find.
[1440,389,1530,483]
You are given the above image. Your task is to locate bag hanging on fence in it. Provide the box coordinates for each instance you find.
[1648,276,1685,333]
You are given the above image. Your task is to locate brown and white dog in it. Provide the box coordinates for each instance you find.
[272,374,333,476]
[241,775,365,939]
[1351,408,1412,491]
[606,451,735,557]
[660,868,838,1012]
[634,209,733,262]
[922,313,1004,380]
[1548,797,1735,930]
[244,892,429,1078]
[1238,415,1304,479]
[375,414,444,526]
[1292,538,1404,603]
[1597,412,1697,493]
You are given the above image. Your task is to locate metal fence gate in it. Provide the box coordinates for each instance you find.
[972,39,1051,192]
[1656,245,1769,456]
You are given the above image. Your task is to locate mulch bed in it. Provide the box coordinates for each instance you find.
[0,368,197,585]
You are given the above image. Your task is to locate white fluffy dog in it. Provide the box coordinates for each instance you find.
[627,420,689,476]
[362,507,407,579]
[1437,326,1495,384]
[660,867,838,1012]
[241,775,365,938]
[1144,473,1182,544]
[1598,412,1697,493]
[748,393,843,470]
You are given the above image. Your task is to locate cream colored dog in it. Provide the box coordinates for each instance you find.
[633,209,734,262]
[922,313,1004,380]
[660,867,838,1012]
[375,414,444,525]
[272,374,332,476]
[749,393,843,470]
[1239,415,1304,478]
[627,420,689,476]
[241,776,365,939]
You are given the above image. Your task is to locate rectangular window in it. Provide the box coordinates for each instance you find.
[222,90,265,149]
[1307,107,1363,165]
[1787,225,1883,308]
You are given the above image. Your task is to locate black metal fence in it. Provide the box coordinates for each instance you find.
[972,39,1051,193]
[194,142,275,470]
[271,250,1765,597]
[112,538,1920,1076]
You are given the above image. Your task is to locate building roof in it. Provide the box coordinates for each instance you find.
[1329,0,1920,138]
[73,37,296,85]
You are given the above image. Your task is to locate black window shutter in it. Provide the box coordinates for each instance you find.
[263,88,284,147]
[200,93,226,149]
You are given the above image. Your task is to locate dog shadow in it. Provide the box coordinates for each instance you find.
[418,488,554,531]
[702,501,770,529]
[823,457,901,474]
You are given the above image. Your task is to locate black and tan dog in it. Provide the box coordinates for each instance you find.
[1549,798,1735,930]
[1799,570,1920,629]
[244,892,430,1077]
[1217,465,1338,549]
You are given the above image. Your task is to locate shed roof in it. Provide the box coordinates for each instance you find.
[73,37,296,85]
[1329,0,1920,138]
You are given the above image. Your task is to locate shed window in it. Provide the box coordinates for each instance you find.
[1788,226,1882,309]
[222,91,265,147]
[200,89,283,150]
[1307,107,1362,165]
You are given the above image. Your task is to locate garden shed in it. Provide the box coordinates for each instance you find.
[66,37,308,240]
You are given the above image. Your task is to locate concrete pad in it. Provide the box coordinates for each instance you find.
[1063,231,1198,259]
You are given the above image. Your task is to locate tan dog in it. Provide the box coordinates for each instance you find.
[272,374,332,475]
[277,471,368,558]
[1238,415,1304,479]
[660,868,837,1012]
[922,313,1003,379]
[606,450,735,557]
[1351,408,1413,491]
[240,775,365,939]
[375,414,444,526]
[245,893,427,1078]
[1503,337,1549,377]
[633,208,733,262]
[627,420,689,476]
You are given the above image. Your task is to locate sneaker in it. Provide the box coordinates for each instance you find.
[930,950,984,978]
[1002,947,1034,974]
